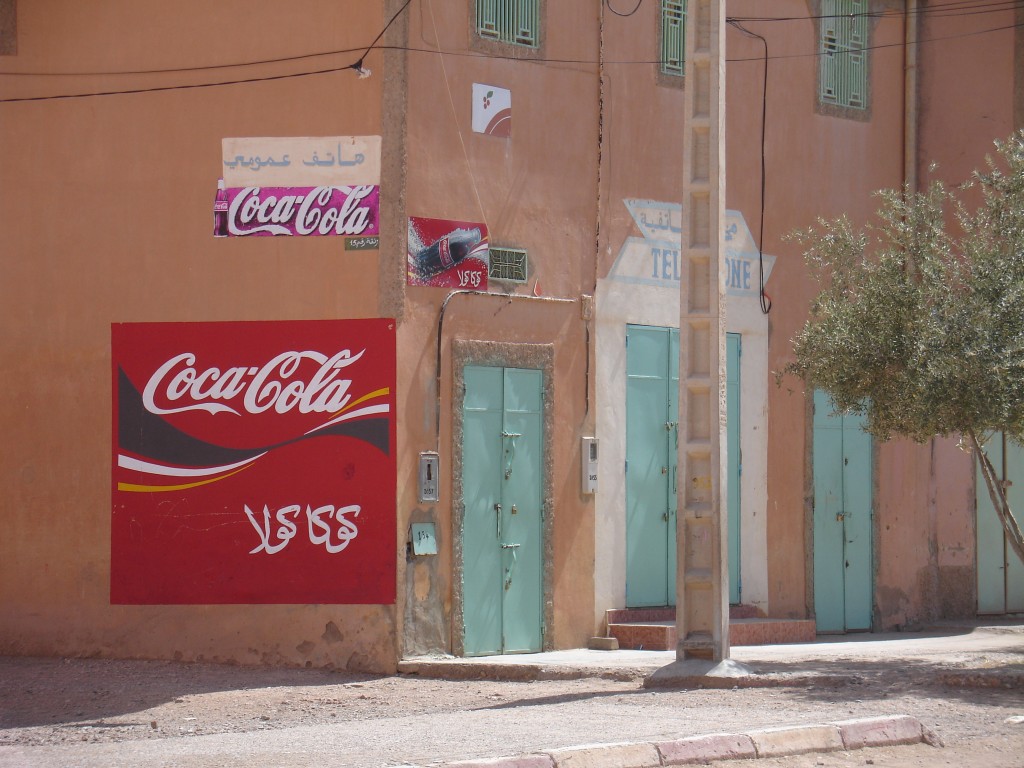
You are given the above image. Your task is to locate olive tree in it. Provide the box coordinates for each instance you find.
[785,132,1024,563]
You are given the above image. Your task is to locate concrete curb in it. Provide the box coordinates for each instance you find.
[747,724,844,758]
[832,714,925,750]
[655,733,757,764]
[399,659,859,687]
[397,660,644,683]
[399,658,1024,690]
[444,756,555,768]
[549,741,662,768]
[435,715,930,768]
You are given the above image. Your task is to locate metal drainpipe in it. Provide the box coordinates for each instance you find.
[904,0,919,195]
[588,0,606,421]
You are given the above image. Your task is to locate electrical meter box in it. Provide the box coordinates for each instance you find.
[418,451,439,503]
[581,437,598,494]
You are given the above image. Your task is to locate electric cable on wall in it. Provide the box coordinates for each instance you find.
[728,20,772,315]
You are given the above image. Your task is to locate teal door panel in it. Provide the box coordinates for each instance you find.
[1005,440,1024,612]
[813,395,846,633]
[841,414,873,630]
[726,333,742,605]
[813,390,873,633]
[463,367,505,655]
[667,329,679,600]
[626,326,678,608]
[977,434,1024,614]
[977,435,1004,614]
[462,365,544,656]
[626,362,670,606]
[500,368,544,653]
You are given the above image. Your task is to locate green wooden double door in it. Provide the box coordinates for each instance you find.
[462,365,544,656]
[624,331,874,631]
[624,326,742,607]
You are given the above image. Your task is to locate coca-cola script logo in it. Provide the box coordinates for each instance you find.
[142,349,365,417]
[226,185,379,237]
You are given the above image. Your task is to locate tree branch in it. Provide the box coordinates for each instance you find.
[970,430,1024,566]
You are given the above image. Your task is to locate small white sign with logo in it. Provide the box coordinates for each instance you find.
[472,84,512,138]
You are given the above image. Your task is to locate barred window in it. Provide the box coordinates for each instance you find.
[660,0,686,77]
[488,247,528,283]
[476,0,540,48]
[819,0,868,110]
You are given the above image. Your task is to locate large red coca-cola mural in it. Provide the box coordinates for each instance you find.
[111,319,396,605]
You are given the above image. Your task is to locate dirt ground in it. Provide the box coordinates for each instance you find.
[2,647,1024,768]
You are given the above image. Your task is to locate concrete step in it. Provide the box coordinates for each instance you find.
[729,618,817,647]
[606,619,676,651]
[729,603,763,619]
[606,607,816,651]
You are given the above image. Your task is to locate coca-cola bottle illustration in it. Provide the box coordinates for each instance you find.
[213,179,229,238]
[412,228,482,280]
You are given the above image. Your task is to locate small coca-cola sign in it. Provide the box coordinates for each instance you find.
[217,185,380,237]
[111,319,396,605]
[408,216,489,289]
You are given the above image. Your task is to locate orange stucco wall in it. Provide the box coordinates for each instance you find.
[877,2,1020,627]
[398,0,599,653]
[871,3,1019,627]
[3,0,1017,670]
[726,2,905,621]
[598,4,687,277]
[918,4,1018,190]
[725,0,1015,627]
[0,1,400,669]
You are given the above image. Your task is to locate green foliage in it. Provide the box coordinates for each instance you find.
[786,131,1024,446]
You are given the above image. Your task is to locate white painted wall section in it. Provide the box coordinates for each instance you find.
[594,205,775,627]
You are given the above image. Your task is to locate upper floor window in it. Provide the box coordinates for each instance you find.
[660,0,686,77]
[476,0,540,48]
[0,0,16,55]
[819,0,868,110]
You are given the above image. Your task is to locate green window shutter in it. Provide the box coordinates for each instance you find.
[819,0,868,109]
[660,0,686,77]
[476,0,539,48]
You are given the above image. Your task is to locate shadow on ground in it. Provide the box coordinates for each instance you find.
[0,656,373,729]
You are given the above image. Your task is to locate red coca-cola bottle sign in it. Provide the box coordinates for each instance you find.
[408,217,489,289]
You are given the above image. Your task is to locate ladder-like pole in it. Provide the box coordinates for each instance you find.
[675,0,728,663]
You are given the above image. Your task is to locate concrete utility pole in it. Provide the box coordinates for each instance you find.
[648,0,752,686]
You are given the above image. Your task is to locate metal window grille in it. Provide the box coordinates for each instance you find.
[488,247,528,283]
[660,0,686,77]
[476,0,540,48]
[819,0,868,109]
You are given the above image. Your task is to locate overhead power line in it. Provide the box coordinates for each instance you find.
[3,0,1021,78]
[1,10,1021,103]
